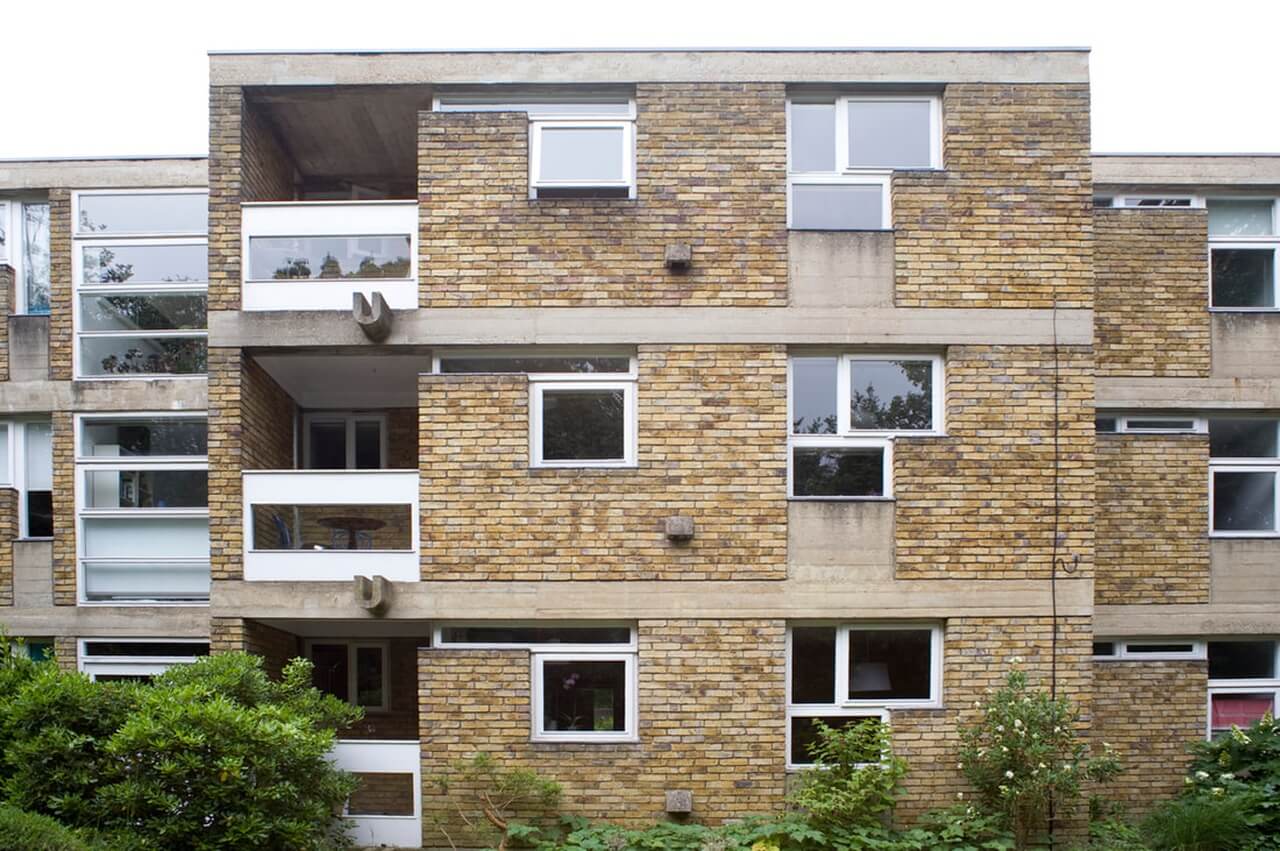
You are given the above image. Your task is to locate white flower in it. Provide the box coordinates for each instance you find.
[973,700,982,709]
[1001,746,1009,753]
[957,792,965,800]
[957,762,964,770]
[1184,776,1194,786]
[998,784,1010,795]
[1013,719,1023,729]
[1005,770,1015,779]
[1054,726,1062,734]
[1219,773,1234,782]
[996,724,1005,732]
[1012,656,1024,665]
[1038,762,1048,769]
[1211,787,1225,796]
[1195,771,1210,781]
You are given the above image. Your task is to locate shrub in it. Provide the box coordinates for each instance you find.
[787,718,907,830]
[1186,715,1280,840]
[0,804,91,851]
[957,668,1120,849]
[435,752,562,851]
[1141,791,1256,851]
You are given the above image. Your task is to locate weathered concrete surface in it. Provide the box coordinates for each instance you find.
[1212,314,1280,380]
[12,541,52,608]
[0,378,208,415]
[1211,539,1280,606]
[7,316,49,383]
[0,604,210,637]
[789,231,894,310]
[788,501,894,581]
[1097,376,1280,410]
[0,158,207,190]
[210,49,1090,87]
[1096,603,1280,637]
[1094,154,1280,188]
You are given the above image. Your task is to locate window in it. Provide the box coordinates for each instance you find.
[435,96,636,199]
[73,191,208,378]
[787,624,940,768]
[76,415,210,602]
[249,235,411,281]
[1112,196,1196,208]
[78,639,208,682]
[1208,640,1280,739]
[13,421,52,538]
[434,624,637,743]
[306,641,388,711]
[1096,415,1206,435]
[1210,418,1280,536]
[303,413,387,470]
[787,95,940,230]
[1092,639,1206,661]
[788,354,942,498]
[1208,198,1279,310]
[0,199,51,314]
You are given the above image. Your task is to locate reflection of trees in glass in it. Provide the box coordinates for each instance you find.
[1212,250,1273,307]
[851,362,932,430]
[84,295,206,331]
[271,254,410,280]
[793,449,882,497]
[272,258,313,279]
[23,203,51,313]
[794,412,837,434]
[97,340,208,375]
[84,247,201,285]
[543,391,625,460]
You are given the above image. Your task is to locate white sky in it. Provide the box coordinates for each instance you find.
[2,0,1277,159]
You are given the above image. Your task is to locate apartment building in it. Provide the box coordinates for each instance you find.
[0,47,1276,847]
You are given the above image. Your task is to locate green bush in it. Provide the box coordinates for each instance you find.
[787,718,907,830]
[0,804,91,851]
[1141,791,1257,851]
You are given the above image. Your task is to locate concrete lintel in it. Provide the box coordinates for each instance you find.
[1093,155,1280,189]
[0,606,211,638]
[0,379,208,415]
[0,158,207,191]
[210,50,1090,87]
[210,578,1093,621]
[211,307,1094,349]
[1097,377,1280,410]
[1095,605,1280,637]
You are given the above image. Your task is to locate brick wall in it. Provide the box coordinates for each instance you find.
[209,617,298,678]
[1093,661,1205,816]
[0,489,15,606]
[348,772,415,816]
[894,84,1093,309]
[242,101,297,202]
[1096,435,1210,604]
[895,345,1095,580]
[1095,210,1210,377]
[0,265,11,382]
[419,619,786,842]
[344,638,423,741]
[51,412,76,604]
[47,190,72,380]
[54,635,77,671]
[418,345,787,580]
[418,83,788,308]
[387,407,418,469]
[209,350,297,581]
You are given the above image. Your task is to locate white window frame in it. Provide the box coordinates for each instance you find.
[531,652,638,743]
[1092,639,1207,661]
[2,196,52,315]
[1209,464,1280,538]
[528,121,635,195]
[71,189,208,381]
[12,419,52,540]
[303,639,390,713]
[1099,415,1208,434]
[787,354,944,500]
[302,412,389,470]
[0,421,12,488]
[0,199,9,265]
[1206,639,1280,739]
[785,706,890,771]
[73,412,210,605]
[1202,196,1279,312]
[77,638,208,681]
[785,94,941,231]
[530,380,637,469]
[1110,196,1201,208]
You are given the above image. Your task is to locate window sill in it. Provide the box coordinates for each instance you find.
[788,227,894,233]
[75,374,207,382]
[16,536,54,542]
[1209,532,1280,539]
[788,496,894,503]
[530,464,639,473]
[77,600,210,607]
[1208,308,1280,314]
[531,736,641,746]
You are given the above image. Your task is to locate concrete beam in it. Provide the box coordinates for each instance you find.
[1093,155,1280,189]
[1097,377,1280,410]
[210,307,1094,349]
[1095,604,1280,637]
[210,49,1090,87]
[0,158,207,191]
[0,379,208,415]
[0,606,211,638]
[210,577,1093,621]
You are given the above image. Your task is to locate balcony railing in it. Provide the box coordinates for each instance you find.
[241,201,418,312]
[330,739,421,847]
[242,470,419,581]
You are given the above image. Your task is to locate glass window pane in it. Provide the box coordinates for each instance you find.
[355,646,384,708]
[308,420,347,470]
[1096,417,1118,433]
[850,360,934,430]
[83,642,208,658]
[0,427,9,485]
[792,183,884,230]
[249,504,412,551]
[82,418,208,458]
[791,358,838,434]
[1213,471,1276,532]
[77,193,207,234]
[354,421,382,470]
[79,293,207,332]
[790,716,882,766]
[539,127,625,183]
[792,447,884,497]
[790,103,836,172]
[1209,641,1276,680]
[1093,641,1116,656]
[847,100,933,168]
[541,389,625,461]
[26,491,52,538]
[310,644,349,702]
[83,562,210,602]
[1211,693,1276,735]
[848,629,933,701]
[84,469,208,509]
[81,244,207,285]
[24,423,51,491]
[439,626,631,645]
[1212,248,1275,308]
[82,517,210,559]
[790,627,836,704]
[1125,643,1195,655]
[22,203,51,314]
[248,236,411,280]
[1208,200,1275,237]
[1210,419,1279,458]
[79,336,207,377]
[541,660,626,733]
[439,356,631,374]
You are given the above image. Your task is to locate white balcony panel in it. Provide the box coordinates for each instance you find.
[241,201,418,312]
[330,739,422,848]
[242,470,420,582]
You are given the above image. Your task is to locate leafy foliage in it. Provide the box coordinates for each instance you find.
[0,804,92,851]
[435,752,562,851]
[787,719,906,830]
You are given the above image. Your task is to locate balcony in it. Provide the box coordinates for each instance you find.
[330,739,422,848]
[241,201,418,312]
[242,470,419,582]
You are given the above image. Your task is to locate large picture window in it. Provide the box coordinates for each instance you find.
[78,639,209,683]
[1209,417,1280,536]
[788,354,943,498]
[72,191,208,378]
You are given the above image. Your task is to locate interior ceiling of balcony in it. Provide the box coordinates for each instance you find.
[255,353,433,409]
[248,85,431,194]
[258,619,433,638]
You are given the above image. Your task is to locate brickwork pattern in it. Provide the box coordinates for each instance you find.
[54,635,77,672]
[1095,209,1210,377]
[348,772,415,816]
[0,489,15,606]
[418,84,788,307]
[387,407,419,469]
[209,350,297,581]
[242,101,297,203]
[418,345,787,580]
[47,190,72,380]
[0,266,11,382]
[894,84,1093,308]
[51,412,76,604]
[419,619,786,841]
[1096,435,1210,604]
[209,617,298,677]
[894,346,1095,580]
[1093,661,1206,816]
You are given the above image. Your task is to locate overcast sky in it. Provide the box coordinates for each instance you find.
[3,0,1277,159]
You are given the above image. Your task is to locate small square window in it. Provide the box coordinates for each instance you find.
[848,629,933,701]
[1212,248,1276,309]
[850,360,934,431]
[791,446,886,498]
[1210,419,1279,459]
[1208,200,1275,237]
[789,714,884,767]
[533,654,636,742]
[790,182,887,230]
[1213,470,1277,533]
[1209,641,1276,680]
[846,100,934,169]
[1210,693,1277,737]
[531,382,635,468]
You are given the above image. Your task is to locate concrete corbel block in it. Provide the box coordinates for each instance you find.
[353,575,393,616]
[664,515,695,542]
[665,789,693,814]
[353,291,393,343]
[664,243,692,272]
